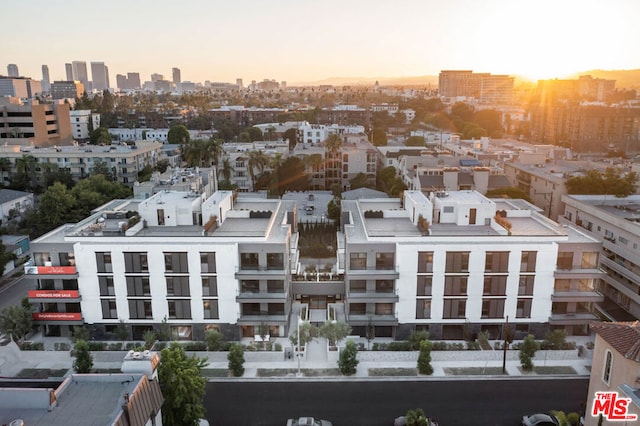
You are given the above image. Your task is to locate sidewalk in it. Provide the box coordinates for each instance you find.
[0,335,594,381]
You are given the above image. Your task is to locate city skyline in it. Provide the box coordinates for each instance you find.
[1,0,639,85]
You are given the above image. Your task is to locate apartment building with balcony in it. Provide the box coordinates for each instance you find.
[0,141,162,186]
[0,97,72,146]
[27,190,298,341]
[560,194,640,321]
[337,190,603,340]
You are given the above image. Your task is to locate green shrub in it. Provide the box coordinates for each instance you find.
[107,342,123,351]
[417,340,433,375]
[71,326,90,343]
[154,342,167,351]
[338,340,359,376]
[265,341,273,351]
[87,341,106,351]
[21,342,44,351]
[228,343,245,377]
[205,329,224,351]
[431,342,447,351]
[387,341,412,351]
[567,412,580,426]
[408,331,430,350]
[246,344,257,351]
[183,342,207,351]
[466,341,480,350]
[143,330,157,350]
[274,342,282,352]
[519,334,539,372]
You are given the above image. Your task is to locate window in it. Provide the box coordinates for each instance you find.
[128,300,152,319]
[442,299,466,319]
[376,280,394,293]
[268,303,285,315]
[518,276,534,296]
[241,303,261,315]
[166,276,190,296]
[481,299,505,318]
[443,206,454,213]
[164,252,188,273]
[485,252,509,272]
[200,252,216,273]
[554,279,571,292]
[126,276,150,296]
[202,277,218,297]
[240,253,259,270]
[96,252,112,273]
[602,350,612,384]
[520,251,537,273]
[349,252,367,270]
[124,252,148,273]
[168,300,191,319]
[266,253,284,270]
[59,252,75,266]
[376,252,395,270]
[171,326,192,341]
[203,300,219,319]
[350,303,366,315]
[99,276,115,296]
[418,252,434,273]
[581,252,598,269]
[444,276,467,295]
[417,276,432,296]
[516,299,532,318]
[375,303,393,315]
[445,252,469,273]
[350,280,366,293]
[241,280,259,293]
[267,280,284,293]
[557,252,573,270]
[101,300,117,319]
[483,276,507,296]
[416,300,431,319]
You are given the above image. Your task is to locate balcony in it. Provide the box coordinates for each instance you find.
[347,314,398,326]
[549,312,600,325]
[347,291,399,303]
[553,268,605,280]
[32,311,83,324]
[551,291,604,303]
[236,291,287,303]
[235,265,287,279]
[23,265,78,279]
[347,266,399,280]
[236,313,287,325]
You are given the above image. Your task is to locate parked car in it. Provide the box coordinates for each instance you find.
[522,413,560,426]
[286,417,332,426]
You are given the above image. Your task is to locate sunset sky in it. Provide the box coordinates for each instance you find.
[2,0,638,85]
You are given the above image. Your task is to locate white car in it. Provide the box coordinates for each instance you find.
[286,417,332,426]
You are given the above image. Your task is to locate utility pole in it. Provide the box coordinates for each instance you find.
[502,315,509,374]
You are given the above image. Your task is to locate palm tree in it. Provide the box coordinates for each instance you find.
[0,158,11,186]
[247,150,268,189]
[218,157,234,183]
[209,138,224,166]
[15,154,37,191]
[183,139,206,167]
[324,133,343,155]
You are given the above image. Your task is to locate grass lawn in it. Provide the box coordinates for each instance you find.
[16,368,69,378]
[369,368,417,377]
[445,367,508,376]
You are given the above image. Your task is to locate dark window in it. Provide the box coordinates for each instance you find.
[59,252,75,267]
[518,275,535,296]
[417,276,432,296]
[96,252,112,273]
[241,303,261,315]
[483,276,507,296]
[241,280,260,293]
[126,276,151,296]
[349,252,367,270]
[521,251,537,272]
[268,303,285,315]
[203,300,219,319]
[418,251,434,273]
[62,279,78,290]
[266,253,284,270]
[516,299,532,318]
[267,280,284,293]
[375,303,393,315]
[128,299,152,319]
[557,252,573,270]
[376,252,395,270]
[481,299,505,318]
[375,280,394,293]
[164,252,188,273]
[350,303,366,315]
[101,299,117,319]
[168,300,191,319]
[99,276,115,296]
[603,350,612,384]
[446,252,469,273]
[240,253,259,270]
[415,300,431,319]
[485,251,509,272]
[442,299,466,319]
[124,252,148,273]
[444,276,467,295]
[200,252,216,273]
[202,277,218,297]
[350,280,366,293]
[166,276,190,296]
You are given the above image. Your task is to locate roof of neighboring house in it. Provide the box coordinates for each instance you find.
[458,172,473,185]
[487,174,511,190]
[418,175,444,190]
[591,321,640,362]
[342,188,388,200]
[0,189,32,204]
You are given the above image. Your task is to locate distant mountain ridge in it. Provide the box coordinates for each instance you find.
[293,69,640,89]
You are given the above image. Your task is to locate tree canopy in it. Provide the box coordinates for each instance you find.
[0,297,32,345]
[405,135,426,146]
[158,343,208,426]
[566,168,638,197]
[89,127,112,145]
[167,124,190,145]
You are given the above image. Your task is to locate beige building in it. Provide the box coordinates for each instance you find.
[585,321,640,426]
[0,97,72,146]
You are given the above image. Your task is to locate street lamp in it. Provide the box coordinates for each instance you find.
[296,314,303,377]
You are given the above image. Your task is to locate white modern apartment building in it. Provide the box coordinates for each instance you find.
[69,109,98,140]
[0,141,162,185]
[297,122,366,145]
[26,187,604,341]
[108,128,216,143]
[220,140,290,192]
[560,194,640,320]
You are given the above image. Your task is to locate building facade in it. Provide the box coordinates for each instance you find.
[90,61,110,91]
[0,98,72,146]
[50,80,84,100]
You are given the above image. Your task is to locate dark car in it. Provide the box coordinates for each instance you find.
[522,413,560,426]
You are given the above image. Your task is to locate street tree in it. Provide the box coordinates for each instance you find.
[566,168,638,197]
[405,135,426,146]
[90,160,114,180]
[73,339,94,373]
[338,340,359,376]
[227,343,245,377]
[0,240,17,276]
[318,321,351,349]
[0,297,32,346]
[371,128,387,146]
[519,334,539,372]
[485,187,532,203]
[158,343,208,426]
[38,182,77,228]
[417,339,434,375]
[283,128,298,150]
[246,126,263,142]
[89,127,112,145]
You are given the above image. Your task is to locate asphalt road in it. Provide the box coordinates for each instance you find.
[205,378,589,426]
[0,275,34,310]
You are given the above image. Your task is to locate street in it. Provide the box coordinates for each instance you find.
[0,275,34,310]
[205,377,589,426]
